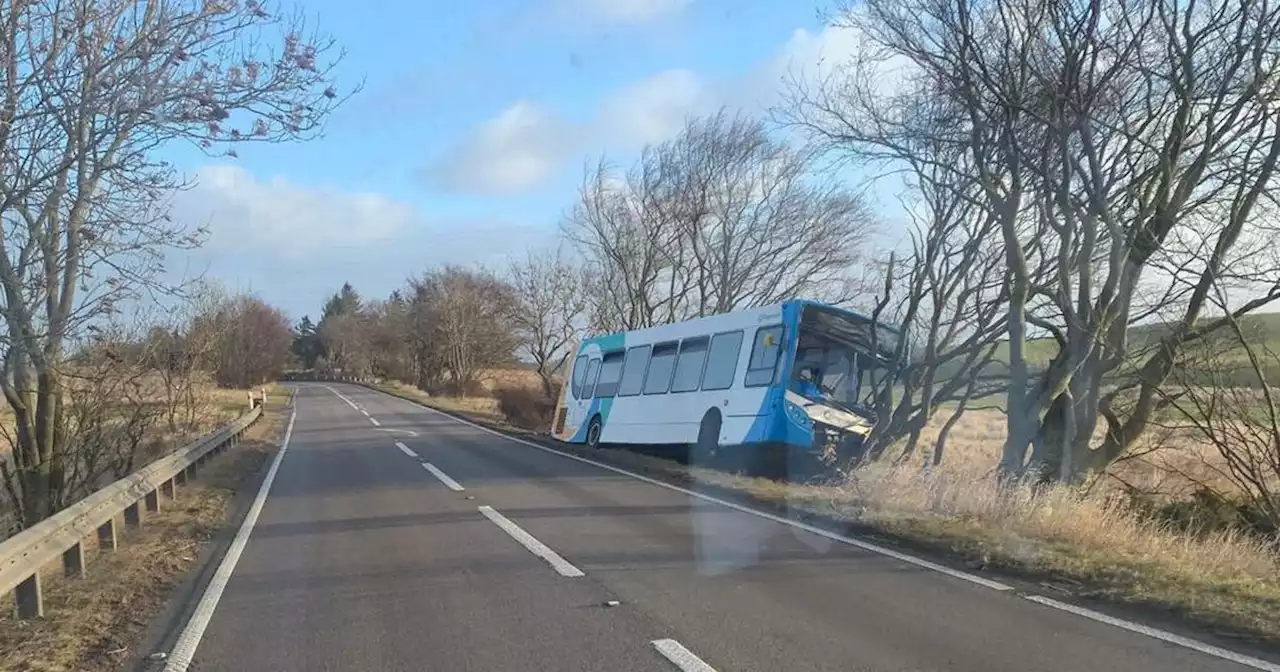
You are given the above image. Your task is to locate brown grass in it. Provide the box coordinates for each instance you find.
[371,377,1280,642]
[0,387,287,672]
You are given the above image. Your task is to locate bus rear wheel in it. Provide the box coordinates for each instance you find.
[692,411,721,468]
[585,415,603,449]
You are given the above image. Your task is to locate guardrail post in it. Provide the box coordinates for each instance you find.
[98,519,117,551]
[124,501,141,528]
[144,489,160,513]
[175,468,187,485]
[161,477,176,500]
[13,573,42,619]
[63,541,85,578]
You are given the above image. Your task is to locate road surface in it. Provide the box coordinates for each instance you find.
[171,383,1278,671]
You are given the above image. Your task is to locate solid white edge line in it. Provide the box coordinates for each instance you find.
[321,385,360,411]
[1023,595,1280,672]
[369,417,381,427]
[164,406,297,672]
[395,441,419,458]
[652,639,718,672]
[478,505,583,577]
[422,462,465,492]
[367,385,1280,671]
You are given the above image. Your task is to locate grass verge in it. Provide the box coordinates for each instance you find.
[365,380,1280,649]
[0,386,287,672]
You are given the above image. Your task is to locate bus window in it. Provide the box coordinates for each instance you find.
[593,351,626,398]
[617,344,651,397]
[643,342,680,394]
[701,330,744,391]
[571,354,589,399]
[744,325,783,387]
[581,358,602,398]
[671,337,709,392]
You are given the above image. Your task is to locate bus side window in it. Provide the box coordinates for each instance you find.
[670,337,710,393]
[618,344,651,397]
[701,330,744,391]
[593,351,626,398]
[643,342,680,395]
[571,354,590,399]
[744,325,783,387]
[581,358,602,399]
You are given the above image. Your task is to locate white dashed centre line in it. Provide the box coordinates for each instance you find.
[652,639,717,672]
[395,441,418,458]
[369,417,381,427]
[478,505,583,577]
[422,462,465,492]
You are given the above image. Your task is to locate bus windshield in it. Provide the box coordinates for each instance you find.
[791,305,897,413]
[791,332,881,411]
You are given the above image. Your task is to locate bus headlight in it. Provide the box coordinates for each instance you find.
[784,400,812,429]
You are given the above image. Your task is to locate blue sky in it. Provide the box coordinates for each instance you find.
[168,0,876,321]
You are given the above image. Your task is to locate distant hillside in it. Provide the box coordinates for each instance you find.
[935,311,1280,386]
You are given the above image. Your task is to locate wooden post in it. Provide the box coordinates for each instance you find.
[124,501,141,528]
[98,519,117,551]
[63,541,85,578]
[161,477,176,500]
[144,489,160,513]
[13,573,43,619]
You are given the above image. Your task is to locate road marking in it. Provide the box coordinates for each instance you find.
[1023,595,1280,672]
[369,417,381,427]
[376,390,1008,590]
[375,428,419,437]
[368,385,1280,671]
[395,441,418,458]
[360,409,370,416]
[322,385,360,411]
[652,639,717,672]
[479,505,583,577]
[423,462,465,492]
[164,404,297,672]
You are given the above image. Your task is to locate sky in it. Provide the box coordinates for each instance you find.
[166,0,882,322]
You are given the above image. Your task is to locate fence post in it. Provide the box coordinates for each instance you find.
[98,519,117,551]
[13,573,42,619]
[124,501,141,528]
[161,477,176,500]
[144,489,160,513]
[63,541,85,578]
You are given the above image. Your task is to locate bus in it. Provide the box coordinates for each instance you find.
[551,299,904,476]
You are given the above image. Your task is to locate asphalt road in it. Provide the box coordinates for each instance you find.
[177,383,1278,672]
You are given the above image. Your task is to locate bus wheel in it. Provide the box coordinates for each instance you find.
[585,415,603,449]
[692,410,721,468]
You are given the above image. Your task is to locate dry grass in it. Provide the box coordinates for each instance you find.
[372,377,1280,642]
[0,388,287,672]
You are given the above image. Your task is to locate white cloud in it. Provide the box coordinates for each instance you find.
[561,0,691,26]
[425,101,582,195]
[425,19,901,197]
[601,69,706,146]
[172,165,414,263]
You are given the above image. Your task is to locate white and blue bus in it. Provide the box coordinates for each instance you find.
[552,299,903,475]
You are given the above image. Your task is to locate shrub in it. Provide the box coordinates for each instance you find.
[495,385,557,431]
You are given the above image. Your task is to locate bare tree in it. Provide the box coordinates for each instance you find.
[564,110,877,332]
[210,295,293,389]
[408,266,518,395]
[507,246,588,399]
[784,0,1280,483]
[0,0,348,526]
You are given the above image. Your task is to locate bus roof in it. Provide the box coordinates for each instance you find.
[580,298,902,348]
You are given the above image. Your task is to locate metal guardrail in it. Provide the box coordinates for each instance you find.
[0,402,265,619]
